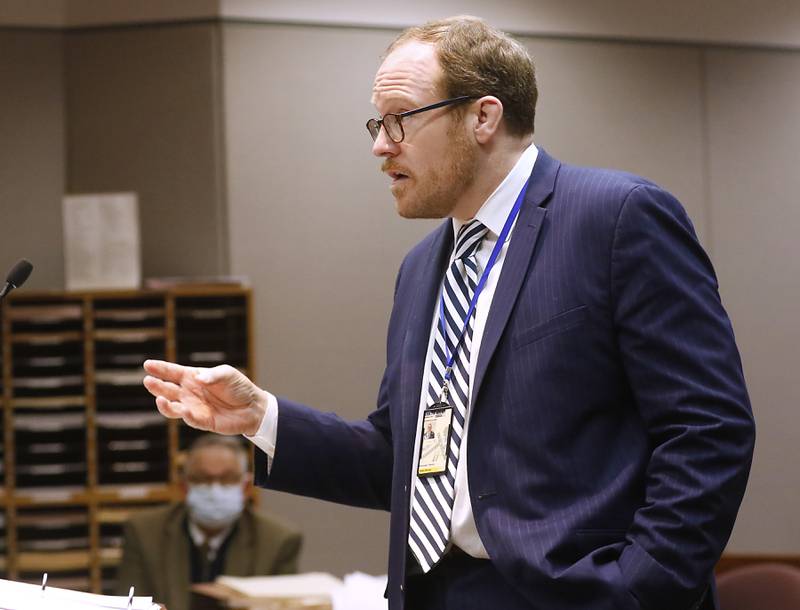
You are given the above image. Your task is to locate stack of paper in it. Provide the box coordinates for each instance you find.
[215,572,388,610]
[0,578,159,610]
[217,572,342,601]
[331,572,388,610]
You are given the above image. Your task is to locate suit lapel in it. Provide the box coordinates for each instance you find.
[471,150,559,403]
[223,509,256,575]
[163,506,191,610]
[399,223,452,460]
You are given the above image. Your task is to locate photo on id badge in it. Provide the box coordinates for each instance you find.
[417,407,453,476]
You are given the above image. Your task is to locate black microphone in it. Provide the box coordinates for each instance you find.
[0,258,33,300]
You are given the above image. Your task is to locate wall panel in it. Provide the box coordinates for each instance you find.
[0,30,65,289]
[527,37,707,241]
[65,22,229,281]
[705,48,800,552]
[222,22,410,575]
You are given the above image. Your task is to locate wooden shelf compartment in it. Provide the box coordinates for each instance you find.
[1,287,253,594]
[16,550,91,572]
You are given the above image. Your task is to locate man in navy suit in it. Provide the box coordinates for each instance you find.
[143,16,755,610]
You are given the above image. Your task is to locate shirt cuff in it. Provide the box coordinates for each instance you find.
[244,390,278,459]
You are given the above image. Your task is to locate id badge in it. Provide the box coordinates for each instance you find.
[417,403,453,477]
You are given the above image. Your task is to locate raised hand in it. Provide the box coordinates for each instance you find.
[142,360,267,436]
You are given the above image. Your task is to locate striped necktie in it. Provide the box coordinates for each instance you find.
[408,219,489,572]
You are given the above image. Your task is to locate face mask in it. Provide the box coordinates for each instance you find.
[186,483,245,530]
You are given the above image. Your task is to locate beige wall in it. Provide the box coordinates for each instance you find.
[0,29,65,289]
[704,48,800,551]
[0,23,230,286]
[65,22,230,280]
[222,23,416,575]
[529,39,707,241]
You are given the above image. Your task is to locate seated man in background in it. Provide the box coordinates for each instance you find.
[115,434,302,610]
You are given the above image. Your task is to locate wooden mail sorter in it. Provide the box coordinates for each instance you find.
[0,286,253,594]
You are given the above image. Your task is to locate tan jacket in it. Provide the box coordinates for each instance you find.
[115,503,302,610]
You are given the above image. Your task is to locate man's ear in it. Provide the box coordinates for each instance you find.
[472,96,504,144]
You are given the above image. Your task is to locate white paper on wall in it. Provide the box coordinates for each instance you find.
[62,192,141,291]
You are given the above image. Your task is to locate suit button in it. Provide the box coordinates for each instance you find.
[404,484,408,493]
[400,584,405,592]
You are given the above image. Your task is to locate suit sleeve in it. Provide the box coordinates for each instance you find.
[610,184,755,610]
[114,520,154,597]
[253,371,394,510]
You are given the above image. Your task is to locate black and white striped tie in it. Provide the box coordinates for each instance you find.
[408,219,489,572]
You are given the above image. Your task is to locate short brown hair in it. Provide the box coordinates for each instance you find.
[387,16,537,136]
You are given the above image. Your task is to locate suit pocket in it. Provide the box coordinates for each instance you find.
[512,305,588,349]
[574,530,641,610]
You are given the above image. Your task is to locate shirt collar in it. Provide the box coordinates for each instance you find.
[188,518,235,555]
[451,142,539,241]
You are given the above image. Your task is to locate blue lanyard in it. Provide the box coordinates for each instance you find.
[437,181,529,401]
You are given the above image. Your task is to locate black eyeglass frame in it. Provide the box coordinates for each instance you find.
[366,95,477,143]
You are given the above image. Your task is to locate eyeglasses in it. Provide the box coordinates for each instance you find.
[366,95,477,143]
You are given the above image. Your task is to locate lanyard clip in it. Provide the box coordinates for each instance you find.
[439,368,452,403]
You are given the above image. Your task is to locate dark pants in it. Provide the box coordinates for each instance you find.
[404,549,533,610]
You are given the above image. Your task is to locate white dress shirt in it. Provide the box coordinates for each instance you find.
[187,519,234,562]
[247,143,539,559]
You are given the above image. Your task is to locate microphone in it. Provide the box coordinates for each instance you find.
[0,258,33,300]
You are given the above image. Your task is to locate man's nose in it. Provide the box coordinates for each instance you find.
[372,126,400,157]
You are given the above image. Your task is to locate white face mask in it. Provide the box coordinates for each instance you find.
[186,483,245,529]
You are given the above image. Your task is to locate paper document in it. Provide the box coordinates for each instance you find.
[331,572,388,610]
[216,572,343,599]
[0,577,158,610]
[215,572,389,610]
[63,192,141,291]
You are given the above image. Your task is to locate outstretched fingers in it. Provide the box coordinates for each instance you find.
[196,364,237,385]
[145,361,220,432]
[155,395,185,419]
[143,375,188,405]
[156,396,213,431]
[143,359,192,384]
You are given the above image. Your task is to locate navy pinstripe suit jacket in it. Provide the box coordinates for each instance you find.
[257,149,755,610]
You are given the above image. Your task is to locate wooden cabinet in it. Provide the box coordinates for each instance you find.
[0,286,253,593]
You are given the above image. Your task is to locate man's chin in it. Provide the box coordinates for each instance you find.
[394,196,449,220]
[396,203,439,220]
[396,204,422,219]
